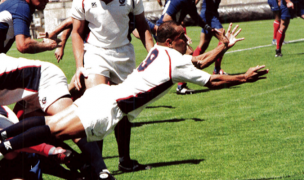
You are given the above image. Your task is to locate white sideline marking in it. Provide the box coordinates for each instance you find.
[226,38,304,54]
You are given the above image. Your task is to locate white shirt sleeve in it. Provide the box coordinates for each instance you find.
[71,0,86,20]
[133,0,144,15]
[171,54,211,86]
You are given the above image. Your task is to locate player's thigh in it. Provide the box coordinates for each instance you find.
[46,104,86,140]
[85,74,110,89]
[280,18,290,31]
[45,96,73,116]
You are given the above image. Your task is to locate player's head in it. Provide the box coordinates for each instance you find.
[28,0,49,10]
[157,21,188,55]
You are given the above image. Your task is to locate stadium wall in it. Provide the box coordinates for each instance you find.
[43,0,272,33]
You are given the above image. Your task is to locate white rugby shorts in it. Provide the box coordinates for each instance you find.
[74,84,124,142]
[83,43,136,84]
[20,62,70,114]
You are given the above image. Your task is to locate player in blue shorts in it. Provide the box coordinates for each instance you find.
[268,0,294,57]
[192,0,229,75]
[268,0,282,46]
[155,0,227,94]
[0,0,60,54]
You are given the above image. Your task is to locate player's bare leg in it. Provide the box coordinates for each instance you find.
[193,32,212,56]
[45,96,74,116]
[275,18,289,57]
[272,11,281,45]
[0,104,86,158]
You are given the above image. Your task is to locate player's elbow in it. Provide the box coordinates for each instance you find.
[16,43,29,54]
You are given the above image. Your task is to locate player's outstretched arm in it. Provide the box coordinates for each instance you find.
[191,42,226,69]
[15,35,61,54]
[205,65,269,89]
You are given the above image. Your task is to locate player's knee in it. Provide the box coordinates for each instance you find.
[301,15,304,19]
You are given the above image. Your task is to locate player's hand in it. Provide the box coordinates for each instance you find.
[55,47,64,63]
[225,23,245,49]
[244,65,269,82]
[184,34,192,45]
[74,67,88,91]
[212,28,229,45]
[43,38,62,50]
[38,32,57,40]
[286,1,294,9]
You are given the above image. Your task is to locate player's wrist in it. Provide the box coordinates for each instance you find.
[204,24,212,32]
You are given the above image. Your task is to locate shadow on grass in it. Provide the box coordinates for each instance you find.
[132,118,205,127]
[146,105,175,109]
[103,155,119,159]
[112,159,205,175]
[245,175,291,180]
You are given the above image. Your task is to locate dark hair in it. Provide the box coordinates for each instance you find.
[157,21,179,43]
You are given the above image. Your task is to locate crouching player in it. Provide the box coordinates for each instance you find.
[0,22,268,174]
[0,106,83,180]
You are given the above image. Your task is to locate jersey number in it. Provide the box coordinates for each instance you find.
[137,49,159,71]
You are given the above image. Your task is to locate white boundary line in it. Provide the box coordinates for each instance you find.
[226,38,304,54]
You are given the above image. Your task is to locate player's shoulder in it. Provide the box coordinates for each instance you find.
[0,0,30,12]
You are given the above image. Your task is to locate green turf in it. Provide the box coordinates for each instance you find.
[5,18,304,180]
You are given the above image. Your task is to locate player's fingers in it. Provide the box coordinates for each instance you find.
[234,28,242,37]
[38,32,46,39]
[236,37,245,42]
[75,79,81,91]
[214,28,221,33]
[257,69,269,76]
[254,65,266,71]
[231,25,239,34]
[227,23,232,34]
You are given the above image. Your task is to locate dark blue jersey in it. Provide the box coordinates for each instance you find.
[201,0,221,15]
[0,0,33,53]
[156,0,198,26]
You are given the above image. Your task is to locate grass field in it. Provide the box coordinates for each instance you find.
[6,18,304,180]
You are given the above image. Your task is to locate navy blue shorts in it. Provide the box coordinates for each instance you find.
[280,2,292,20]
[268,0,280,11]
[200,11,223,34]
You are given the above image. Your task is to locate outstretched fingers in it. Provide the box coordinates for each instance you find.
[235,37,245,42]
[231,24,239,34]
[226,23,233,36]
[233,28,242,37]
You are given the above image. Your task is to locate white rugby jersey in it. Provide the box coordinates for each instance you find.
[111,45,211,121]
[0,54,46,105]
[0,11,14,53]
[71,0,144,48]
